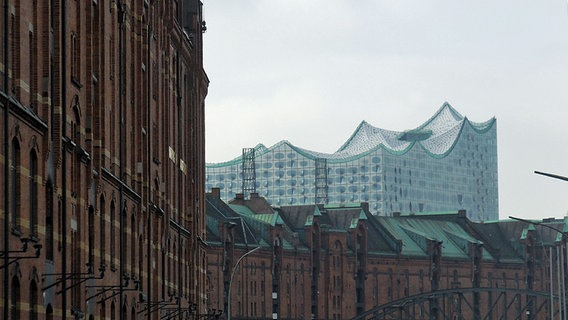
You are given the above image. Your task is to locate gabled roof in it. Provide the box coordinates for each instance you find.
[374,214,498,260]
[207,193,531,264]
[324,207,367,230]
[229,194,275,214]
[278,205,321,230]
[206,193,261,247]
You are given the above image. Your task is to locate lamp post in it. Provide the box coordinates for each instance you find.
[227,246,261,320]
[523,170,568,320]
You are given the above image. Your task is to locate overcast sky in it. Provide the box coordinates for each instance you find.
[203,1,568,220]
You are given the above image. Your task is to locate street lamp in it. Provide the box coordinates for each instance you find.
[534,170,568,183]
[509,215,568,320]
[508,216,568,239]
[519,169,568,320]
[227,246,261,320]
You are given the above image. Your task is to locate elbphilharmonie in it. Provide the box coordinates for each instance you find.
[206,103,498,221]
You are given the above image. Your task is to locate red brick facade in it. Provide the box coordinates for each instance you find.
[206,191,560,320]
[1,1,208,319]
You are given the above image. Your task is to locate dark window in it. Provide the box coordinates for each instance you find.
[29,150,38,236]
[100,196,106,267]
[30,280,38,320]
[10,139,20,231]
[29,30,37,112]
[10,276,20,319]
[46,181,54,260]
[110,200,116,268]
[130,214,136,274]
[71,32,80,82]
[110,301,116,320]
[88,206,95,268]
[9,9,18,95]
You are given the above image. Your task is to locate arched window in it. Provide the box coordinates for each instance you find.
[100,196,106,267]
[10,276,20,319]
[46,304,54,320]
[29,150,38,237]
[57,199,62,250]
[46,181,54,260]
[72,106,80,143]
[30,280,38,320]
[71,32,80,82]
[161,249,166,299]
[29,28,37,112]
[171,242,175,293]
[10,138,20,231]
[88,205,95,268]
[100,301,106,320]
[130,214,136,274]
[110,301,116,320]
[121,304,127,320]
[139,235,144,285]
[153,178,160,207]
[9,5,18,96]
[110,200,116,268]
[71,105,81,198]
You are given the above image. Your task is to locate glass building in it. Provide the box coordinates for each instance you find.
[206,103,498,221]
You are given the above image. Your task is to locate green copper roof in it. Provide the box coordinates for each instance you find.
[250,213,284,227]
[229,204,256,216]
[305,215,314,227]
[313,206,322,217]
[375,215,496,260]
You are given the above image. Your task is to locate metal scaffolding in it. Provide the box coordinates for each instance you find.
[241,148,256,197]
[315,158,328,204]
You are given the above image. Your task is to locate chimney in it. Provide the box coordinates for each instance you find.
[211,187,220,198]
[361,202,369,213]
[235,193,244,200]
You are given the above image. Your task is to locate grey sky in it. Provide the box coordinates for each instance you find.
[203,1,568,220]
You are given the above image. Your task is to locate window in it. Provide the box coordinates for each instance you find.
[110,302,116,320]
[88,206,95,268]
[71,32,80,82]
[10,139,20,232]
[71,105,81,197]
[139,235,145,286]
[57,199,62,251]
[100,302,106,319]
[10,276,20,319]
[130,214,136,274]
[161,250,166,298]
[46,181,54,260]
[100,196,106,267]
[0,8,4,85]
[72,106,80,142]
[29,30,37,112]
[152,122,159,163]
[30,280,38,320]
[29,150,38,237]
[46,304,53,320]
[110,200,116,269]
[9,9,18,95]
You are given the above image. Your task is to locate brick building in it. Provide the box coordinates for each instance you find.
[1,0,209,319]
[206,189,565,320]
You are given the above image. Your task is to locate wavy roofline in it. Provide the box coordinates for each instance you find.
[206,103,496,167]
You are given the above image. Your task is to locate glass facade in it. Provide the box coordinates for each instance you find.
[206,104,498,221]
